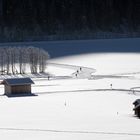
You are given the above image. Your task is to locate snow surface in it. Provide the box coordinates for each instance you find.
[1,40,140,139]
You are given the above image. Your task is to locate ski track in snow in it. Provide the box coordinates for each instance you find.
[0,62,139,96]
[47,62,136,80]
[0,127,140,136]
[0,62,138,81]
[35,88,140,95]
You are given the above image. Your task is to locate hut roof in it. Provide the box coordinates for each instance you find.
[2,78,34,86]
[133,99,140,105]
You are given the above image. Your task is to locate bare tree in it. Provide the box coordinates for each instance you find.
[0,46,50,75]
[28,46,35,73]
[18,47,25,74]
[4,47,11,74]
[10,47,17,74]
[32,47,39,73]
[28,46,49,74]
[0,47,6,74]
[39,49,49,73]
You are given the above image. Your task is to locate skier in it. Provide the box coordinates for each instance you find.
[110,84,112,89]
[48,75,50,80]
[77,70,79,73]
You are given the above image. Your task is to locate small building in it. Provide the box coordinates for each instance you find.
[133,99,140,118]
[2,78,34,96]
[133,104,140,118]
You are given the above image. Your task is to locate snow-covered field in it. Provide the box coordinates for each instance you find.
[0,39,140,140]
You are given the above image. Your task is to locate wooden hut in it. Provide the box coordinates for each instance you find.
[2,78,34,96]
[133,99,140,118]
[133,104,140,118]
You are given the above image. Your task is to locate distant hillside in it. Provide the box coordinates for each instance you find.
[0,0,140,42]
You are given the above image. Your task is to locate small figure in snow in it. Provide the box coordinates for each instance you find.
[48,76,50,80]
[77,70,79,73]
[110,84,112,89]
[75,73,77,77]
[80,67,82,71]
[64,101,66,106]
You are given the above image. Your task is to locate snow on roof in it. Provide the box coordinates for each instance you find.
[2,78,34,86]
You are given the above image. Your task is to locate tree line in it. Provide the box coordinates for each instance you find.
[0,0,139,42]
[0,46,49,75]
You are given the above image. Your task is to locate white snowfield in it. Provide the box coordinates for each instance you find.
[0,44,140,139]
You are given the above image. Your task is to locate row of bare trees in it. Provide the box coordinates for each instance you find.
[0,46,49,75]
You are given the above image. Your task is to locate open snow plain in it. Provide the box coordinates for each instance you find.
[0,41,140,139]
